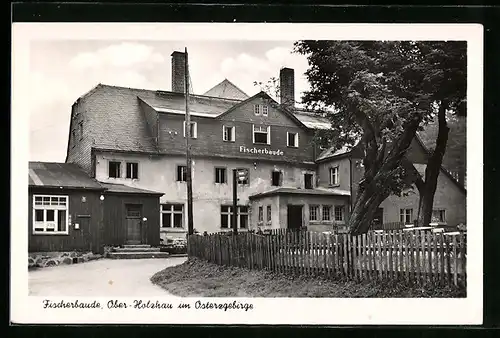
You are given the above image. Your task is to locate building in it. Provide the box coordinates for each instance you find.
[29,162,164,253]
[65,50,466,240]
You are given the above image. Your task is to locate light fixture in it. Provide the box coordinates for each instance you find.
[100,195,105,201]
[142,217,148,222]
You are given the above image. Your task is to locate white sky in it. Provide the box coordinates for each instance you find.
[28,40,310,162]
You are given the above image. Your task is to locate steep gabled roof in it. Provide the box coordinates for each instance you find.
[203,79,249,100]
[216,91,311,131]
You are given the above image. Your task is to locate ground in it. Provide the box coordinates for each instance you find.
[29,257,187,296]
[151,258,465,298]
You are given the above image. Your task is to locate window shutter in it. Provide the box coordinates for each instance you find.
[183,121,186,137]
[231,126,235,141]
[295,133,299,147]
[193,122,198,138]
[267,126,271,144]
[252,125,255,143]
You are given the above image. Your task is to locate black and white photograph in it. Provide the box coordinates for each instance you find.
[11,23,482,325]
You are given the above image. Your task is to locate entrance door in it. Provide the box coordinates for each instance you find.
[287,205,303,230]
[372,208,384,230]
[126,204,142,245]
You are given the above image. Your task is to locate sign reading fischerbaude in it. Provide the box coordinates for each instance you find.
[239,146,284,156]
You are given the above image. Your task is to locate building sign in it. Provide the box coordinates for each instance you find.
[239,146,284,156]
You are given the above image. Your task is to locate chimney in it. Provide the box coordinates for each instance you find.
[171,51,186,93]
[279,67,295,108]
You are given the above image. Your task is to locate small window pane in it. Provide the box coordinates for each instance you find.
[43,197,50,205]
[35,209,44,222]
[240,214,248,229]
[57,210,67,232]
[173,204,183,212]
[173,214,183,228]
[239,206,248,213]
[221,214,229,228]
[46,210,55,222]
[162,213,171,228]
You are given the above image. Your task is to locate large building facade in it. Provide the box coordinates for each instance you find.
[66,51,466,241]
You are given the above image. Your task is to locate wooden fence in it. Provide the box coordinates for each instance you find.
[187,229,466,287]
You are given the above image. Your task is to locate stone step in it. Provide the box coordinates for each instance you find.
[108,252,170,259]
[114,247,160,253]
[122,244,151,249]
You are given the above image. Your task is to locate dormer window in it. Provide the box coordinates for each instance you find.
[253,125,271,145]
[254,104,268,116]
[183,121,197,139]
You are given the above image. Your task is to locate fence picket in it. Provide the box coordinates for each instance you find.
[460,233,466,285]
[439,233,445,284]
[452,235,458,286]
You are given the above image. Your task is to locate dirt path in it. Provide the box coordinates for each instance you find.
[29,257,187,297]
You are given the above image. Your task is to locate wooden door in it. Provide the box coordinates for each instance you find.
[126,204,142,244]
[287,205,303,230]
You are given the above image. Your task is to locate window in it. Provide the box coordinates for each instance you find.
[239,206,249,229]
[253,125,270,145]
[108,161,121,178]
[322,205,332,221]
[183,121,198,138]
[431,209,446,223]
[254,104,269,116]
[304,173,313,189]
[258,206,264,224]
[329,166,339,186]
[287,132,299,147]
[334,206,345,222]
[222,125,235,142]
[266,205,272,225]
[220,205,248,229]
[236,168,249,185]
[161,204,184,228]
[177,165,187,182]
[33,195,68,234]
[126,162,138,179]
[215,167,227,184]
[309,205,319,221]
[79,122,83,140]
[399,208,414,224]
[271,170,282,186]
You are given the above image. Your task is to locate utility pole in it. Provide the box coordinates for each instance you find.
[185,47,194,235]
[232,169,238,235]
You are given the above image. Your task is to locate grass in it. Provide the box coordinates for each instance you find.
[151,257,465,298]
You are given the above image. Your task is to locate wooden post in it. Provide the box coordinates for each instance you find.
[184,47,194,235]
[452,235,458,286]
[232,170,238,235]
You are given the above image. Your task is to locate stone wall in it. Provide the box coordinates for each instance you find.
[28,251,102,270]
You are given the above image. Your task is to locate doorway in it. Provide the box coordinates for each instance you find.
[287,205,303,230]
[125,204,142,245]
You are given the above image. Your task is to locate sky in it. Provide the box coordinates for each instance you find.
[28,40,310,162]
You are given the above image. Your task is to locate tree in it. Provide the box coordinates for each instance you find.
[293,41,465,235]
[409,42,466,227]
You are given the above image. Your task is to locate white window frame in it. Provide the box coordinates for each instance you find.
[399,208,414,225]
[176,165,187,182]
[431,209,447,224]
[220,205,248,229]
[334,205,345,222]
[33,195,69,235]
[108,160,122,178]
[287,132,299,147]
[160,203,184,228]
[254,104,261,115]
[252,125,271,145]
[266,205,272,225]
[262,105,269,116]
[329,166,339,186]
[258,206,264,224]
[183,121,198,139]
[222,125,235,142]
[322,205,332,222]
[309,205,319,222]
[215,167,227,184]
[125,162,139,179]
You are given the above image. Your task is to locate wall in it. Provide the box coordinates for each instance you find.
[250,196,281,230]
[94,151,315,237]
[28,188,103,253]
[316,156,351,191]
[277,194,350,232]
[102,193,161,247]
[157,95,316,163]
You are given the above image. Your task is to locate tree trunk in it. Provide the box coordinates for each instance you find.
[417,101,450,226]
